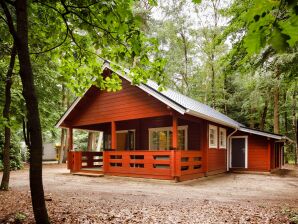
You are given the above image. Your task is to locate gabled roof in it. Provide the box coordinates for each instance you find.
[106,63,243,128]
[55,62,289,142]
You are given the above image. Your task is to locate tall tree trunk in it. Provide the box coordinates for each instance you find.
[87,132,93,151]
[274,86,280,134]
[180,32,189,94]
[62,90,70,163]
[1,0,50,222]
[292,84,297,164]
[58,84,66,164]
[259,98,268,131]
[284,91,288,134]
[211,57,216,108]
[223,73,227,114]
[58,129,65,164]
[249,105,256,129]
[0,44,17,191]
[273,67,280,134]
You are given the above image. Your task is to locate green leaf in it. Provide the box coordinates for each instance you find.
[279,14,298,46]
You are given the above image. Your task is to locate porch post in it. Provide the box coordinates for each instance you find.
[68,127,73,151]
[172,114,178,149]
[111,121,117,150]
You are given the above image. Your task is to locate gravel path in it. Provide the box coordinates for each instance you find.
[0,164,298,223]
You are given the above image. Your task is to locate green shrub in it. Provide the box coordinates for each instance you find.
[0,132,23,171]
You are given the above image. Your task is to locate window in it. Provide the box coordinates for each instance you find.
[219,128,227,149]
[209,125,218,148]
[149,126,188,150]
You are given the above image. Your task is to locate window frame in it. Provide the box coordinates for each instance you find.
[219,127,227,149]
[148,125,188,150]
[208,125,218,149]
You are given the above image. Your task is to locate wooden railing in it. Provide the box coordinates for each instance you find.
[81,151,103,169]
[68,150,203,181]
[176,150,203,181]
[104,150,203,181]
[67,151,103,171]
[103,150,173,179]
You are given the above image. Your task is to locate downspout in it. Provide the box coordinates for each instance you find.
[227,127,238,171]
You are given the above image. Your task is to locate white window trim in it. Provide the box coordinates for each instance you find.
[229,136,248,169]
[116,129,136,150]
[208,125,218,148]
[219,127,227,149]
[148,125,188,150]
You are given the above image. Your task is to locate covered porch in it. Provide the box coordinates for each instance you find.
[66,114,207,181]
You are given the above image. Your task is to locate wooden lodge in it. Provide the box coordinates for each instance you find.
[56,62,288,182]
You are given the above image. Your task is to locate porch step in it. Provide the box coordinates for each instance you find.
[72,172,104,177]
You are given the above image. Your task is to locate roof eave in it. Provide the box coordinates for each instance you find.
[239,127,282,140]
[55,97,82,128]
[186,109,239,128]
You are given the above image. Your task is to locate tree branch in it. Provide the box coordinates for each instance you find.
[0,0,17,39]
[30,28,69,54]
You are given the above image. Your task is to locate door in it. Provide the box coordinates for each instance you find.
[231,137,247,168]
[116,130,135,150]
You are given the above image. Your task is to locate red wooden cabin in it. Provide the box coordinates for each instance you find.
[56,62,288,181]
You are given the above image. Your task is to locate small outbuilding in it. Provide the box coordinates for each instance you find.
[56,62,288,181]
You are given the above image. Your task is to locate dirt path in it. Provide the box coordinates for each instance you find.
[1,164,298,223]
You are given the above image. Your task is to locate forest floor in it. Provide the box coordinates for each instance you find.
[0,164,298,224]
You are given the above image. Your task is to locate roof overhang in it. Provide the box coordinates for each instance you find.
[55,97,81,128]
[186,109,239,128]
[239,127,283,140]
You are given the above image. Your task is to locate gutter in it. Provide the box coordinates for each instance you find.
[227,127,239,171]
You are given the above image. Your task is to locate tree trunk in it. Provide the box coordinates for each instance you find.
[273,86,280,134]
[259,98,268,131]
[211,58,216,108]
[249,106,256,129]
[292,85,297,164]
[1,0,50,222]
[0,44,17,191]
[87,132,93,151]
[284,92,288,134]
[58,128,65,164]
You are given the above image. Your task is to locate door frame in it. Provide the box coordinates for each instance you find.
[116,129,136,150]
[230,136,248,169]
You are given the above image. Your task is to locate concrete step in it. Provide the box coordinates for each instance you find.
[72,172,104,177]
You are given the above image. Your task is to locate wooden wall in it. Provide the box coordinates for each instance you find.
[207,122,229,174]
[232,131,276,171]
[247,134,270,171]
[62,78,171,127]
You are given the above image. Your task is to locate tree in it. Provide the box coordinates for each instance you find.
[1,0,163,222]
[0,43,16,190]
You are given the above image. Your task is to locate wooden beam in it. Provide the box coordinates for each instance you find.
[111,121,117,150]
[68,128,73,151]
[172,114,178,149]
